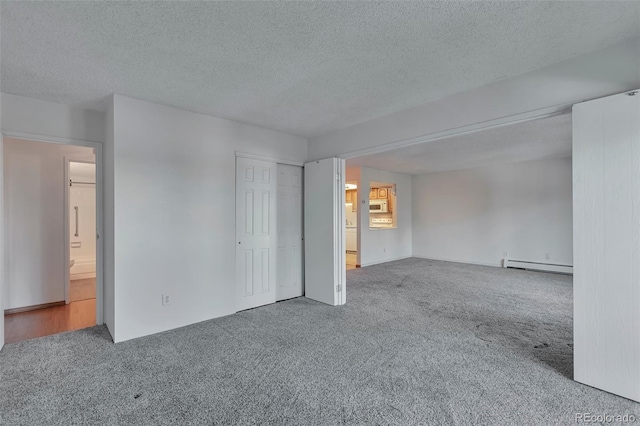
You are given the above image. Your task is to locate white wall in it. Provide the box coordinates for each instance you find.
[357,167,412,267]
[1,93,105,143]
[108,95,307,342]
[308,38,639,161]
[412,157,573,267]
[3,138,94,309]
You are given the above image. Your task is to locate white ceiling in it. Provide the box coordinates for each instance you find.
[346,113,572,175]
[1,2,638,138]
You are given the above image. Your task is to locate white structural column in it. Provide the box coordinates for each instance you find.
[573,90,640,402]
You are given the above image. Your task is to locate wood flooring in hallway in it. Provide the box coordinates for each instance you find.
[4,298,96,344]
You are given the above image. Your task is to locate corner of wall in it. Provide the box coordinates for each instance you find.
[103,95,115,341]
[0,84,4,351]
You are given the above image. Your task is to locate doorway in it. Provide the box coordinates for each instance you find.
[345,181,358,270]
[65,161,97,307]
[3,136,102,343]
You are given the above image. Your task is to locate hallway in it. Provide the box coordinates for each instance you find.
[4,298,95,344]
[4,278,96,344]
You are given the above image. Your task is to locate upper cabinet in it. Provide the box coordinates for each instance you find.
[345,189,357,211]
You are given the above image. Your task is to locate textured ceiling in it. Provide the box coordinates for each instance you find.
[346,113,572,175]
[2,2,638,137]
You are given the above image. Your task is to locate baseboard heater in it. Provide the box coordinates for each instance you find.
[503,258,573,274]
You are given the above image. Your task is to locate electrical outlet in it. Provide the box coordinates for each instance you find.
[545,253,550,260]
[162,294,171,306]
[383,247,386,253]
[503,251,509,258]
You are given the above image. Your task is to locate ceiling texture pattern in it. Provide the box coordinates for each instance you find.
[346,113,573,175]
[1,2,639,137]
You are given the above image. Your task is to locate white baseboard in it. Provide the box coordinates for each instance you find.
[503,258,573,274]
[70,258,96,280]
[71,272,96,280]
[412,255,502,268]
[360,255,412,268]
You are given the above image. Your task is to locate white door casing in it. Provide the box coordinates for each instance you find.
[236,157,278,311]
[276,164,304,301]
[304,158,346,306]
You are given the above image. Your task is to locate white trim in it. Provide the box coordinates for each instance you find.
[235,151,304,167]
[412,255,502,269]
[359,255,413,268]
[64,158,70,304]
[2,131,101,148]
[337,105,571,160]
[3,133,105,326]
[70,272,97,281]
[504,258,573,274]
[336,158,346,305]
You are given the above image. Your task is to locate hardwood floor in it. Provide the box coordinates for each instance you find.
[4,299,96,344]
[69,278,96,302]
[346,251,358,270]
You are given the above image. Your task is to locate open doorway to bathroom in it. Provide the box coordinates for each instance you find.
[3,137,99,343]
[65,161,97,315]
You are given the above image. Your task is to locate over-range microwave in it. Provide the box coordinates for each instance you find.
[369,199,388,213]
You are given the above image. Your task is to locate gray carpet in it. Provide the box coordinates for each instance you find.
[1,258,638,425]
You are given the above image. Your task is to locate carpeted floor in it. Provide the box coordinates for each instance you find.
[1,258,638,425]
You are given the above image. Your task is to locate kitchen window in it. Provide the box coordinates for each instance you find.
[369,182,397,229]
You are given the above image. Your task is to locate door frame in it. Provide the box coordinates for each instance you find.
[276,163,305,302]
[2,131,105,326]
[64,158,97,305]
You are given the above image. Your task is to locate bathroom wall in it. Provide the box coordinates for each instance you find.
[69,162,96,279]
[3,138,94,309]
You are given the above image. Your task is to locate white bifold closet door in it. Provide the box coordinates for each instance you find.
[236,157,277,311]
[276,164,304,301]
[304,158,346,306]
[573,89,640,402]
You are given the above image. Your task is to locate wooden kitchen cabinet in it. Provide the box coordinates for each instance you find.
[378,188,387,198]
[345,190,358,211]
[369,189,377,199]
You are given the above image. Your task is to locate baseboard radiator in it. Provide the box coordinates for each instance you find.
[503,258,573,274]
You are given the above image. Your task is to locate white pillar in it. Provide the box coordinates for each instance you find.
[573,89,640,402]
